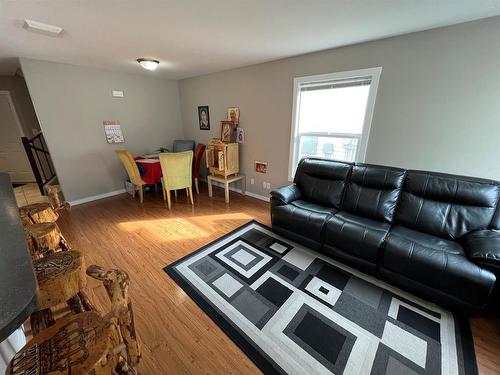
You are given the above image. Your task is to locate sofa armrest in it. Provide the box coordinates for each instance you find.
[270,184,301,205]
[462,230,500,271]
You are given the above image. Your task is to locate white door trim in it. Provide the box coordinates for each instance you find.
[0,91,25,137]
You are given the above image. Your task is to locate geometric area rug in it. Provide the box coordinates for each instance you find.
[164,221,478,375]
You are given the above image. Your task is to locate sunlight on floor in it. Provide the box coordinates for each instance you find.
[117,212,254,241]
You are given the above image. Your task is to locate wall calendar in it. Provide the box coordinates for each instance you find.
[103,120,124,144]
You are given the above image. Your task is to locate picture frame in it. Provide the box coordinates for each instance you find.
[198,105,210,130]
[255,160,268,174]
[236,127,245,144]
[227,107,240,125]
[220,120,235,142]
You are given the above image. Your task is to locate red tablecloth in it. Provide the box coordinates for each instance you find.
[135,157,162,185]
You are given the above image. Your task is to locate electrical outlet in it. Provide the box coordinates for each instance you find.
[262,181,267,189]
[250,178,255,185]
[266,182,271,189]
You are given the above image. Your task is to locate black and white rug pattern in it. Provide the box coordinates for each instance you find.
[165,221,477,375]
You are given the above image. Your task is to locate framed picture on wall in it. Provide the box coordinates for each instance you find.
[255,161,268,173]
[227,107,240,125]
[198,105,210,130]
[220,120,235,142]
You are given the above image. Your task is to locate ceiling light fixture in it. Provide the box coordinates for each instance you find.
[23,19,63,36]
[137,58,159,71]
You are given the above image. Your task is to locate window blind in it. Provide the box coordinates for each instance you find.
[300,77,372,92]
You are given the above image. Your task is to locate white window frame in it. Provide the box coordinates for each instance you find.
[287,67,382,181]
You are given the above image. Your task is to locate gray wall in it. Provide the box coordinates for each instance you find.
[0,75,40,136]
[21,58,184,202]
[179,16,500,197]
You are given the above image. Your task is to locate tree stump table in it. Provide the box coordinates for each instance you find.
[7,312,122,375]
[26,222,69,259]
[34,250,87,311]
[19,202,59,225]
[30,251,87,335]
[44,184,69,211]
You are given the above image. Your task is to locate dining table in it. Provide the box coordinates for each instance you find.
[135,153,162,185]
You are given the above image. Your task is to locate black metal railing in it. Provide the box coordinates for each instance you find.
[21,132,56,194]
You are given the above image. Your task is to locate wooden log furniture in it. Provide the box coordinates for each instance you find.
[19,202,59,225]
[43,184,70,211]
[30,250,88,336]
[7,266,140,375]
[25,222,69,259]
[33,251,87,311]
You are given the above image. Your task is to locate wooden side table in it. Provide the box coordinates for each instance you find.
[207,174,245,203]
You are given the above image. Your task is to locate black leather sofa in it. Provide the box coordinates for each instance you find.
[271,158,500,313]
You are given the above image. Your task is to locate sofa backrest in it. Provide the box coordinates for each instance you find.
[492,203,500,230]
[394,170,500,239]
[343,164,406,223]
[294,158,352,208]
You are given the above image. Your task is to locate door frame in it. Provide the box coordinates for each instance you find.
[0,90,25,137]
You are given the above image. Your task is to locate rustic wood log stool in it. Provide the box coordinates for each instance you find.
[19,202,59,225]
[25,222,70,259]
[30,251,87,336]
[7,312,123,375]
[44,184,70,211]
[34,250,87,311]
[9,265,141,375]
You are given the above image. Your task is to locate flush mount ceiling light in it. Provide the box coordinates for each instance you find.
[23,19,63,36]
[137,58,159,71]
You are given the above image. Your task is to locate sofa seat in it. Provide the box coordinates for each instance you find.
[272,200,337,249]
[323,211,391,273]
[380,225,496,309]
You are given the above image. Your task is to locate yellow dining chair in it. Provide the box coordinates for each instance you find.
[115,149,145,203]
[159,151,194,209]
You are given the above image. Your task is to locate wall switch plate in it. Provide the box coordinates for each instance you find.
[112,90,124,97]
[250,178,255,185]
[266,182,271,189]
[262,181,267,188]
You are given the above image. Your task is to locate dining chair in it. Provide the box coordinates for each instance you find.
[159,151,194,209]
[115,149,145,203]
[192,143,206,194]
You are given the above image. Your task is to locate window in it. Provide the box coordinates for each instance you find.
[288,67,382,180]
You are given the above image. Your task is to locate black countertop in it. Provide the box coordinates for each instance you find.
[0,173,37,342]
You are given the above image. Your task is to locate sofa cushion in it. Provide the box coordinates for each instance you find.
[290,200,337,215]
[386,226,464,255]
[324,211,391,265]
[294,158,352,208]
[270,184,301,205]
[343,164,406,223]
[381,225,496,307]
[271,202,337,246]
[461,230,500,271]
[394,171,500,240]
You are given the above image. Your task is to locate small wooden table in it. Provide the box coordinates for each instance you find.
[207,174,245,203]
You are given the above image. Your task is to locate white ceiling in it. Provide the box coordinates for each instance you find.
[1,0,499,79]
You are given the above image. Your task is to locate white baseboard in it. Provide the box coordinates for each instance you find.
[69,189,126,206]
[200,177,270,202]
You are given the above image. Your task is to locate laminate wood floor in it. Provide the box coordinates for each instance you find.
[55,185,500,374]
